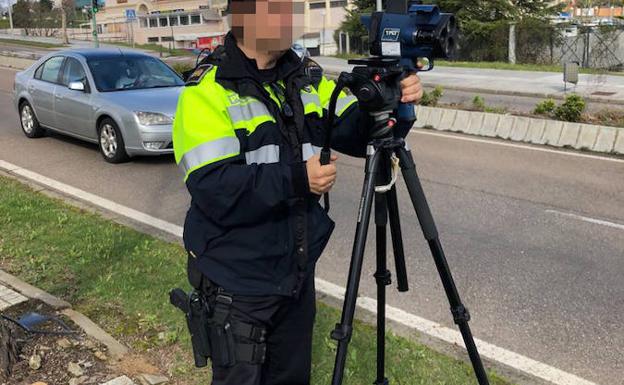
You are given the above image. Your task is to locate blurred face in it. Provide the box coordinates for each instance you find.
[231,0,305,52]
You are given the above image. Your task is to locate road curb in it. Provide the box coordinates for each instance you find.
[0,50,39,70]
[414,105,624,156]
[0,269,71,309]
[0,268,129,360]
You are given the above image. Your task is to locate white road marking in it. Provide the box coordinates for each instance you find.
[410,129,624,164]
[546,209,624,231]
[0,159,599,385]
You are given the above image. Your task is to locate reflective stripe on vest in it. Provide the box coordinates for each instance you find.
[325,95,357,117]
[301,92,322,116]
[302,143,322,161]
[245,144,280,165]
[227,100,275,131]
[179,136,240,176]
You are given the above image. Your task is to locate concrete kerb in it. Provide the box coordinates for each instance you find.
[614,129,624,155]
[575,124,599,151]
[527,119,547,144]
[594,127,618,153]
[0,269,129,360]
[415,106,623,157]
[510,117,530,141]
[559,123,582,148]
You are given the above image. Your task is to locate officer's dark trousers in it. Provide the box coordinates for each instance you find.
[207,274,316,385]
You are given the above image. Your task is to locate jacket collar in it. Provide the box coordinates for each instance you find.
[215,32,304,82]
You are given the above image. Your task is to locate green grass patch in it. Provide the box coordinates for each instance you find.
[0,175,512,385]
[0,20,10,29]
[0,37,66,49]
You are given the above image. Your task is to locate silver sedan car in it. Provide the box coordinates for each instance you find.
[13,49,184,163]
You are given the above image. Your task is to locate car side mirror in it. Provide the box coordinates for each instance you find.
[68,81,85,92]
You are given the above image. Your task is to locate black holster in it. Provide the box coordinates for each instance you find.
[169,253,267,368]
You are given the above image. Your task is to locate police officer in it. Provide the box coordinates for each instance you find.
[172,0,423,383]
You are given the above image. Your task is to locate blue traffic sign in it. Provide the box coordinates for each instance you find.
[125,9,137,21]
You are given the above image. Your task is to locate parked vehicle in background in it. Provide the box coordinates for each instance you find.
[13,49,184,163]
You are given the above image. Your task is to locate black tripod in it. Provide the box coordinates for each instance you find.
[322,59,490,385]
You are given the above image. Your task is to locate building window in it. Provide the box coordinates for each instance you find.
[147,37,159,42]
[169,16,179,26]
[159,17,168,27]
[149,18,157,28]
[180,15,189,25]
[161,36,173,42]
[140,18,147,28]
[330,0,347,7]
[190,14,201,24]
[309,2,324,9]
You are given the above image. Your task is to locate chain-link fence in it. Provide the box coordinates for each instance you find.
[454,21,624,70]
[337,20,624,71]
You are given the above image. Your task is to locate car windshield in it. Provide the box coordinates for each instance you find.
[87,56,184,92]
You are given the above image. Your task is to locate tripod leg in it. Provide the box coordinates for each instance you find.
[374,154,391,385]
[386,184,409,292]
[331,148,382,385]
[395,147,490,385]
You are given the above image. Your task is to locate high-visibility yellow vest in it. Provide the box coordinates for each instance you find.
[173,65,356,180]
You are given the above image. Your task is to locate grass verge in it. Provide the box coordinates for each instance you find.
[0,175,513,385]
[0,37,66,49]
[107,41,195,57]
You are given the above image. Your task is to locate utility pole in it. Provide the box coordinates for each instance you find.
[508,22,516,64]
[91,0,99,48]
[7,0,14,34]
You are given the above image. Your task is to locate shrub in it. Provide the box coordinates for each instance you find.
[554,94,586,122]
[534,99,556,115]
[472,95,486,110]
[420,86,444,107]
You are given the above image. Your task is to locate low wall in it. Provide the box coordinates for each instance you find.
[414,105,624,155]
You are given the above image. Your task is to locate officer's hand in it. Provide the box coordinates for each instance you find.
[306,154,338,195]
[400,73,423,104]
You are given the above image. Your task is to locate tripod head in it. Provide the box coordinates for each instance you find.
[339,58,404,139]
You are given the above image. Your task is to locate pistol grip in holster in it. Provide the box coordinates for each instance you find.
[170,288,212,368]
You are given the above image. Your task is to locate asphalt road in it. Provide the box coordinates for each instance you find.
[316,56,624,103]
[1,67,623,385]
[3,38,624,115]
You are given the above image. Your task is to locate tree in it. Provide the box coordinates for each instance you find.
[11,0,32,31]
[60,0,76,44]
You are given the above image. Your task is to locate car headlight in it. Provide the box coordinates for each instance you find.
[135,111,173,126]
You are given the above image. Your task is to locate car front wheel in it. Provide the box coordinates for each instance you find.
[98,118,130,163]
[20,101,45,138]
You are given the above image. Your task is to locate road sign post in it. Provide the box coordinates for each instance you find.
[125,9,137,48]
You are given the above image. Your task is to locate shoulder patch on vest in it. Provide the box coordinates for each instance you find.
[185,64,214,87]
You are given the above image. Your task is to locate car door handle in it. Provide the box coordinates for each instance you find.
[55,95,64,100]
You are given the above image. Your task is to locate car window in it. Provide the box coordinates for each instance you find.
[39,56,65,84]
[34,63,44,79]
[61,58,87,86]
[87,56,184,92]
